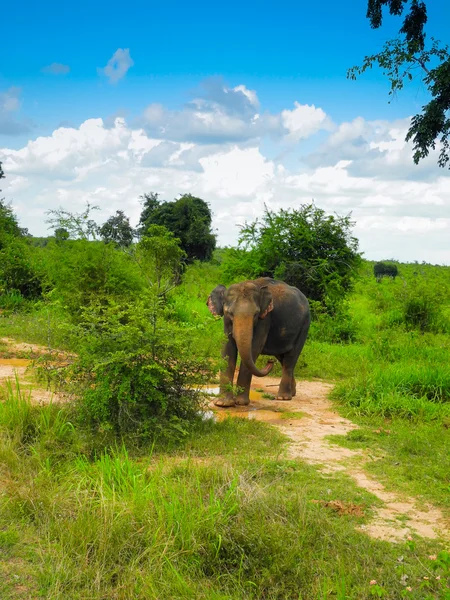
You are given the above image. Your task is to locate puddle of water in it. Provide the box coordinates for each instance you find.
[0,358,31,367]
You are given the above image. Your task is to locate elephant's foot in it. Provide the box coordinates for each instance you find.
[276,393,293,401]
[214,395,235,408]
[235,394,250,406]
[291,378,297,397]
[276,382,293,401]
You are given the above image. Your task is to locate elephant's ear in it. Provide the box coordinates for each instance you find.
[207,285,226,316]
[259,285,274,319]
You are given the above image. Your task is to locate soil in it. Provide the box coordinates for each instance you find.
[1,337,448,543]
[0,338,69,405]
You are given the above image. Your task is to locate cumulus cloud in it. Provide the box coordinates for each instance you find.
[281,102,332,141]
[307,116,442,182]
[1,94,449,264]
[41,62,70,75]
[0,87,33,135]
[98,48,134,83]
[139,78,331,144]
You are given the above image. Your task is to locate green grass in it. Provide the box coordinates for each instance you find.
[328,417,450,511]
[2,259,450,598]
[1,382,447,600]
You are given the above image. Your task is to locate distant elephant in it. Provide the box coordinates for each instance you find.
[207,277,310,407]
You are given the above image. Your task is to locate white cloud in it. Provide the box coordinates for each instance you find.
[98,48,134,83]
[1,91,449,264]
[139,79,332,144]
[281,102,332,141]
[41,62,70,75]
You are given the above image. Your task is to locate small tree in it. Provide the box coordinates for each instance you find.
[222,203,361,312]
[99,210,134,247]
[131,225,186,295]
[46,202,100,240]
[54,228,70,243]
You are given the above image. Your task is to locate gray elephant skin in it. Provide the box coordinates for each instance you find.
[207,277,310,407]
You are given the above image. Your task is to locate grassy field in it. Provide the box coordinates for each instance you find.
[1,259,450,599]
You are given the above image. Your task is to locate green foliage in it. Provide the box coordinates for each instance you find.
[54,227,70,243]
[0,236,43,299]
[222,203,361,312]
[0,163,27,240]
[349,1,450,169]
[40,239,144,318]
[46,201,100,240]
[99,210,134,247]
[139,192,216,262]
[38,295,218,442]
[131,225,186,293]
[0,200,24,240]
[333,362,450,421]
[374,261,399,282]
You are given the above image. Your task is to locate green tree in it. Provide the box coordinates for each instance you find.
[138,192,160,236]
[54,228,70,243]
[131,225,186,295]
[222,203,361,312]
[138,193,216,262]
[0,162,24,239]
[46,202,100,240]
[99,210,134,247]
[348,0,450,169]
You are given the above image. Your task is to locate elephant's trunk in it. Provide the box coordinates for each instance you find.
[233,316,274,377]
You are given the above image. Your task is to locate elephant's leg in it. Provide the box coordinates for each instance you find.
[215,338,237,408]
[275,354,293,400]
[235,363,252,405]
[277,326,309,400]
[277,363,294,400]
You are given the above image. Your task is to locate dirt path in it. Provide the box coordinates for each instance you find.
[207,377,450,543]
[0,337,67,405]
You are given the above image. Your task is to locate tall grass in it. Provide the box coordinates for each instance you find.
[2,381,444,599]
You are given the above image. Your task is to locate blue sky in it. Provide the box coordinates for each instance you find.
[1,0,450,263]
[3,0,449,140]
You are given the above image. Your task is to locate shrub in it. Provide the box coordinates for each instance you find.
[38,294,218,442]
[373,261,399,282]
[40,239,144,319]
[0,236,43,299]
[221,203,361,313]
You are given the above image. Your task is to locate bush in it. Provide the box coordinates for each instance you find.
[221,203,361,313]
[40,239,144,319]
[373,261,399,282]
[0,236,43,299]
[38,294,218,442]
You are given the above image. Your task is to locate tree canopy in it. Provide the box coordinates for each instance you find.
[139,193,216,262]
[348,0,450,169]
[221,203,362,312]
[46,202,100,240]
[99,210,134,247]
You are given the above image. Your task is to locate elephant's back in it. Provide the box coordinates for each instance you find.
[252,277,309,310]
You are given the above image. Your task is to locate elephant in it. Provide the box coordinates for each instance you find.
[207,277,310,407]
